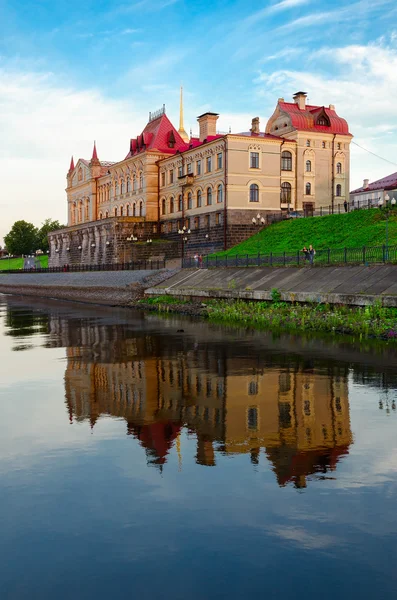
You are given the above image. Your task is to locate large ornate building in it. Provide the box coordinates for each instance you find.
[49,91,352,265]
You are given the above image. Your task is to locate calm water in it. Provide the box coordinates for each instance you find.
[0,296,397,599]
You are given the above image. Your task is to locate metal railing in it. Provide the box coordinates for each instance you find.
[0,259,166,275]
[182,245,397,269]
[265,198,386,224]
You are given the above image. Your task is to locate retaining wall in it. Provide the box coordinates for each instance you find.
[146,265,397,307]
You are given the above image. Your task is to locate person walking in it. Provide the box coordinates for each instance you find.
[309,245,316,265]
[344,200,348,213]
[302,246,310,263]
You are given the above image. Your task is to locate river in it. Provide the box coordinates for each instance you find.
[0,294,396,599]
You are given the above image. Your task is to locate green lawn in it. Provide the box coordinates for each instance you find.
[0,255,49,270]
[215,208,397,256]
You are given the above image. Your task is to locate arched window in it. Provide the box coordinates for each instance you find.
[217,184,223,203]
[170,197,174,213]
[120,206,124,216]
[133,203,136,216]
[249,183,259,202]
[305,182,311,195]
[322,141,326,148]
[78,201,83,222]
[105,211,109,218]
[207,187,212,205]
[336,184,342,197]
[187,192,192,209]
[306,160,311,172]
[336,162,342,174]
[306,140,311,147]
[126,205,130,216]
[133,175,137,191]
[127,178,131,192]
[281,182,291,203]
[139,201,143,216]
[99,212,103,219]
[162,198,166,215]
[317,117,329,126]
[115,182,119,197]
[281,151,292,171]
[337,143,341,150]
[178,195,183,212]
[114,207,118,216]
[120,180,124,194]
[139,173,143,188]
[197,190,202,208]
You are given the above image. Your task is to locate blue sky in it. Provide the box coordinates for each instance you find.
[1,0,397,241]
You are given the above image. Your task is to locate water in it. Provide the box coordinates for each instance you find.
[0,295,397,600]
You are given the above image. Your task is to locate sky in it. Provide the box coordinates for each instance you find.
[1,0,397,244]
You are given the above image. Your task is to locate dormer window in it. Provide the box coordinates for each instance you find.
[306,140,311,147]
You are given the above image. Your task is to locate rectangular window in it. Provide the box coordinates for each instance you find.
[217,153,223,169]
[250,152,259,169]
[196,160,201,175]
[169,170,174,184]
[206,156,212,172]
[178,166,183,177]
[187,163,192,174]
[161,172,165,187]
[247,407,258,430]
[205,215,210,228]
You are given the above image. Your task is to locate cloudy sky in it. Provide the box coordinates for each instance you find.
[1,0,397,244]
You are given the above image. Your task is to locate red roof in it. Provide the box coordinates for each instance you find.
[351,171,397,194]
[278,101,351,135]
[124,113,186,159]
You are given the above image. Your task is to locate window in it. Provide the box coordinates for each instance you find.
[178,195,183,211]
[336,184,342,197]
[120,181,124,194]
[281,151,292,171]
[127,178,131,192]
[114,207,118,216]
[133,175,137,191]
[317,117,329,126]
[305,182,312,195]
[169,170,174,184]
[126,205,130,216]
[205,214,210,228]
[187,192,193,209]
[337,142,341,150]
[215,212,221,225]
[279,402,292,428]
[207,187,212,205]
[197,190,202,207]
[187,162,192,174]
[248,382,258,396]
[133,203,136,216]
[306,160,312,172]
[206,156,212,172]
[178,166,183,177]
[322,141,326,148]
[115,182,119,197]
[105,211,109,218]
[249,183,259,202]
[170,197,174,213]
[217,153,223,169]
[139,201,143,216]
[139,173,143,188]
[161,172,165,186]
[194,216,199,229]
[162,198,166,215]
[306,140,311,147]
[336,162,342,174]
[281,182,291,203]
[120,206,124,216]
[217,184,223,203]
[247,407,258,430]
[250,152,259,169]
[196,160,201,175]
[304,400,311,416]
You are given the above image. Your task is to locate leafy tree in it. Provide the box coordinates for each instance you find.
[36,219,64,252]
[4,221,38,255]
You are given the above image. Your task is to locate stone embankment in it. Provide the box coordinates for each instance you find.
[0,269,177,306]
[146,265,397,307]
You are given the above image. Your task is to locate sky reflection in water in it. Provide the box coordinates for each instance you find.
[0,296,396,600]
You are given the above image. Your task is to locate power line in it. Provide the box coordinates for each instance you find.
[352,141,397,168]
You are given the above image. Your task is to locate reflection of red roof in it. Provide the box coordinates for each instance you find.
[351,171,397,194]
[278,102,351,135]
[125,113,186,159]
[129,421,181,467]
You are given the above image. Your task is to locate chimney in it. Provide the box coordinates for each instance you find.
[250,117,260,135]
[293,91,307,111]
[329,104,335,111]
[197,112,219,142]
[363,178,369,189]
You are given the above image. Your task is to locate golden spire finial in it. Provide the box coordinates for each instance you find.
[178,86,189,143]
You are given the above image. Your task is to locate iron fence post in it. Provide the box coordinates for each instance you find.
[283,251,286,266]
[344,247,347,264]
[270,252,273,266]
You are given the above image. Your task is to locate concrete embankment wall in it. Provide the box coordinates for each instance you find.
[146,265,397,307]
[0,270,174,306]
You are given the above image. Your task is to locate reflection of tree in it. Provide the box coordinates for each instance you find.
[5,307,49,338]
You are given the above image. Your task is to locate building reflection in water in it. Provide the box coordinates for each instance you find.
[62,317,353,488]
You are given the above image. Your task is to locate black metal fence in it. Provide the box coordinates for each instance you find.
[182,245,397,269]
[265,197,387,224]
[0,259,166,275]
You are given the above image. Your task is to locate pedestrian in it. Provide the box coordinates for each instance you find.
[344,200,348,213]
[309,245,316,265]
[194,253,199,268]
[302,246,310,263]
[198,254,203,269]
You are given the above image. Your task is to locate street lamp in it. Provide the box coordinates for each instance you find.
[378,194,396,260]
[251,213,265,255]
[178,226,190,259]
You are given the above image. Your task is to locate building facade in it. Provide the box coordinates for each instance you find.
[350,172,397,207]
[49,91,352,265]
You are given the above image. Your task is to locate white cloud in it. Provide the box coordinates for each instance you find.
[0,68,143,243]
[244,0,312,26]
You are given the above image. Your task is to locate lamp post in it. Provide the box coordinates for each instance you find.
[378,194,396,260]
[251,213,266,255]
[178,226,191,259]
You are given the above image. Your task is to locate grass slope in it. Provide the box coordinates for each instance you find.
[217,209,397,256]
[0,255,48,270]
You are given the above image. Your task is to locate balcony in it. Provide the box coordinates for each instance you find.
[178,174,195,187]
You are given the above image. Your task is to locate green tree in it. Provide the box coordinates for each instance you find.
[4,221,38,255]
[36,219,64,252]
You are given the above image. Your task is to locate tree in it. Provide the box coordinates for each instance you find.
[4,221,38,255]
[36,219,64,252]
